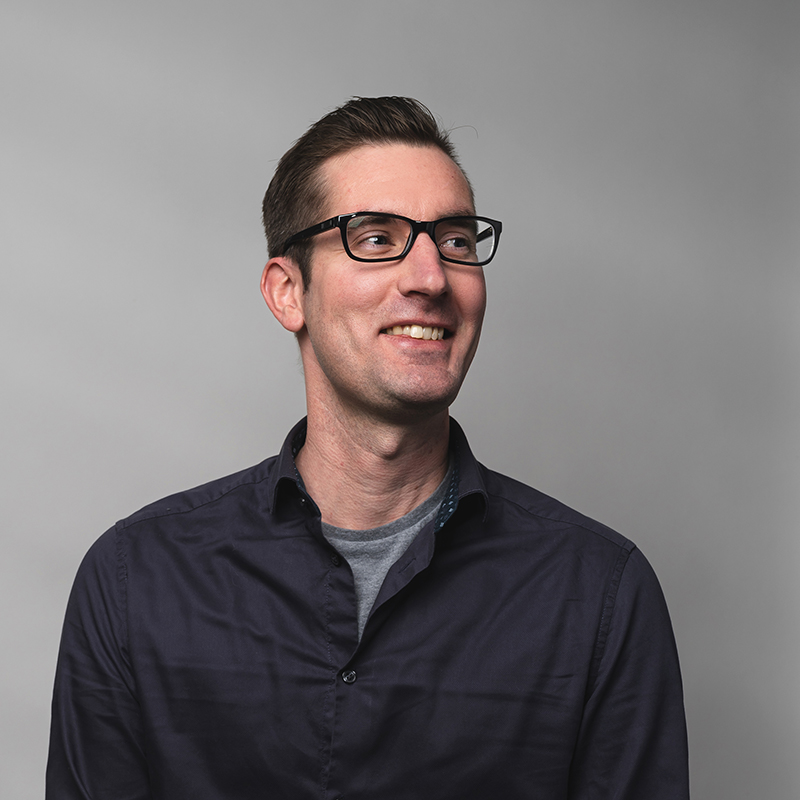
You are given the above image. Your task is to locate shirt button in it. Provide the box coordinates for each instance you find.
[341,669,357,684]
[331,554,341,567]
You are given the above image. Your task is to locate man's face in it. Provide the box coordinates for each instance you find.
[296,143,487,423]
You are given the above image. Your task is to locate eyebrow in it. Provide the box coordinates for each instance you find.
[354,208,478,220]
[439,208,478,219]
[349,213,395,224]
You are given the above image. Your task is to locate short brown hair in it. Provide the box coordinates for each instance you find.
[262,96,472,287]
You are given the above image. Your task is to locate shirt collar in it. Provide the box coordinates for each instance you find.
[446,417,489,522]
[267,417,310,513]
[268,417,488,520]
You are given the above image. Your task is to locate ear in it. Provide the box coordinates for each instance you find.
[261,257,306,333]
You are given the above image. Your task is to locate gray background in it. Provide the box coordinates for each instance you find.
[2,1,798,797]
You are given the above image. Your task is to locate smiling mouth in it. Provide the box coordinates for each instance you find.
[382,325,448,341]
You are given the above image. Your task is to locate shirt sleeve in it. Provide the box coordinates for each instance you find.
[568,546,690,799]
[46,527,152,799]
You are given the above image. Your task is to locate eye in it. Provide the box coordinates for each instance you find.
[441,235,472,251]
[437,228,477,259]
[346,215,409,257]
[362,233,392,247]
[350,229,400,253]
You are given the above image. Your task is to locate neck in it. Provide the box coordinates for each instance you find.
[296,403,451,530]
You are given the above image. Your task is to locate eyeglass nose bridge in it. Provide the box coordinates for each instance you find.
[398,219,442,259]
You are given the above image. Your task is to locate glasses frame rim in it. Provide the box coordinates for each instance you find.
[281,211,502,267]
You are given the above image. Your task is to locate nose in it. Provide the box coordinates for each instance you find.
[396,231,449,297]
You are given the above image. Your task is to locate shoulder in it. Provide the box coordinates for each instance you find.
[478,464,632,553]
[117,456,278,533]
[474,465,674,636]
[476,466,671,618]
[65,457,283,632]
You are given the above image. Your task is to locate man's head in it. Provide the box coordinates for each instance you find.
[262,96,473,289]
[261,97,495,425]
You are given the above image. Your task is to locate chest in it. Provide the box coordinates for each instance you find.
[125,530,607,798]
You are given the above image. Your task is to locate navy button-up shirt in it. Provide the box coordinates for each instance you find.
[47,419,689,799]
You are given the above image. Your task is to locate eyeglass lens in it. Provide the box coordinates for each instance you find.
[345,214,496,264]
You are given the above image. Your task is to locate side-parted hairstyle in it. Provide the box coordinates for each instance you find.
[262,96,472,287]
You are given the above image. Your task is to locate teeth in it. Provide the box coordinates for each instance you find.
[385,325,445,340]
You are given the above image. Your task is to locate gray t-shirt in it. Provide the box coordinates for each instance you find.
[321,466,452,640]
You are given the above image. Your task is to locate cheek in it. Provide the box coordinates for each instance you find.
[304,276,372,328]
[456,274,487,325]
[347,271,391,306]
[326,266,385,308]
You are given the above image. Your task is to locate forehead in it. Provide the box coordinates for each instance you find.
[319,143,474,220]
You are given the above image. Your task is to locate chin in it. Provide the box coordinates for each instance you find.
[378,385,461,423]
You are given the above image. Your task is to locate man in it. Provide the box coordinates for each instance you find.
[47,96,689,798]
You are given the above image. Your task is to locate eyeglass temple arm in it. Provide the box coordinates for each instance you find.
[283,216,340,250]
[317,218,338,233]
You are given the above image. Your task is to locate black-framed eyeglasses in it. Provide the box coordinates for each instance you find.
[281,212,502,267]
